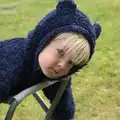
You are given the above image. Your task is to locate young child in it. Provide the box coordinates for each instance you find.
[0,0,101,120]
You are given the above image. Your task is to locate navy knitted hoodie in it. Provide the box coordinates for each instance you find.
[0,0,101,119]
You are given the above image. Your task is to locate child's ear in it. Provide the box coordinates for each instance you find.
[93,23,102,40]
[56,0,76,15]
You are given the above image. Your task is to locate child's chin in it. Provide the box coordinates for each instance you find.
[45,74,62,80]
[42,70,64,79]
[43,71,56,78]
[43,72,56,78]
[46,75,58,79]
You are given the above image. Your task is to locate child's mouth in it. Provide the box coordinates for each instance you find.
[51,68,58,74]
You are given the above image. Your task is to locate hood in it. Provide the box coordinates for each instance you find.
[25,0,102,76]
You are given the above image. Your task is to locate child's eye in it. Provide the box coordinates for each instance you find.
[68,60,73,65]
[57,49,65,56]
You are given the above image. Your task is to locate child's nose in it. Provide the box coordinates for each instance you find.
[57,61,68,71]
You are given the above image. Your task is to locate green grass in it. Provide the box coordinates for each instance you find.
[0,0,120,120]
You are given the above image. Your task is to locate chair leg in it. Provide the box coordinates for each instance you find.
[45,80,69,120]
[4,99,18,120]
[33,92,49,113]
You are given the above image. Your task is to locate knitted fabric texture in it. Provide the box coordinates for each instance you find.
[0,38,28,101]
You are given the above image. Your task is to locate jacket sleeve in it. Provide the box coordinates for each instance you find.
[0,71,11,102]
[42,77,75,120]
[0,38,26,102]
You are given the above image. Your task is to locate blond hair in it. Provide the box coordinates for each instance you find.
[53,32,90,66]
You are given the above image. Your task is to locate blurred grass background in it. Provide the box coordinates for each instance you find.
[0,0,120,120]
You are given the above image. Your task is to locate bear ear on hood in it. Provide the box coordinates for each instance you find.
[93,23,102,40]
[56,0,76,15]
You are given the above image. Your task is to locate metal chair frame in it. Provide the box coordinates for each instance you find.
[4,79,69,120]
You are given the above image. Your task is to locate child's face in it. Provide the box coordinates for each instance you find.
[38,39,74,78]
